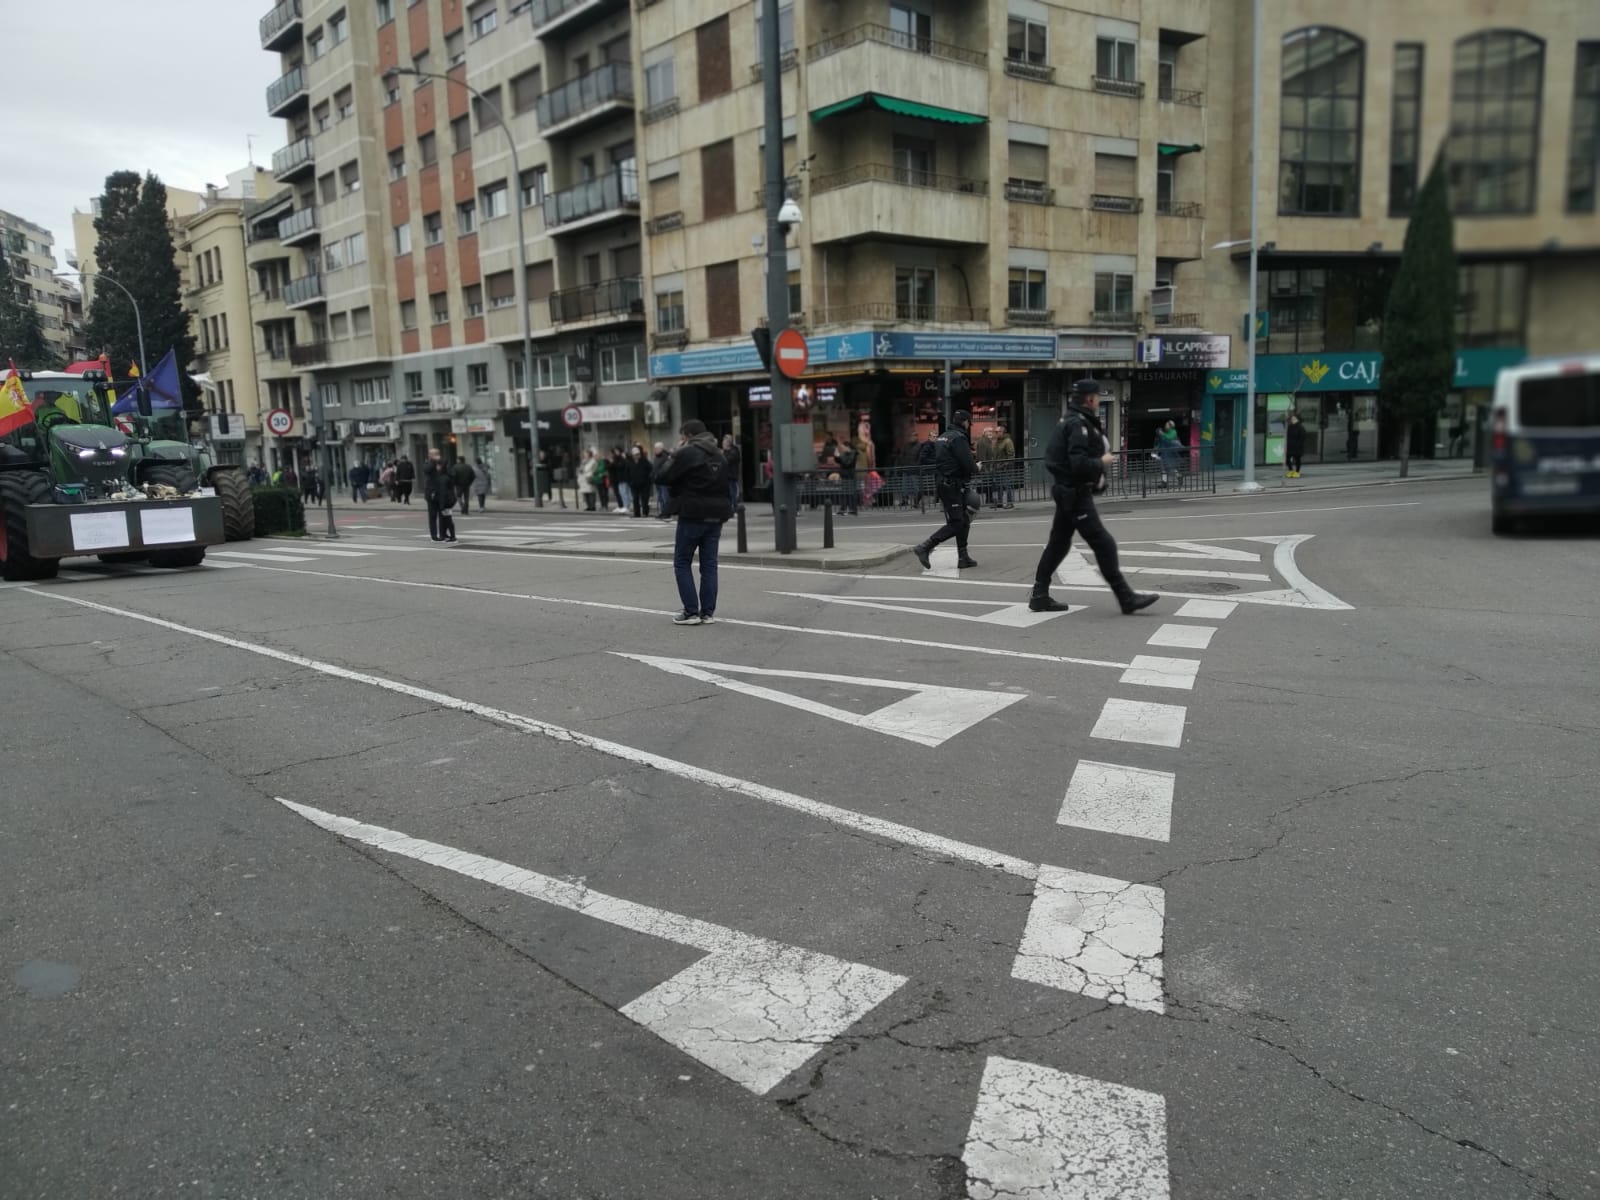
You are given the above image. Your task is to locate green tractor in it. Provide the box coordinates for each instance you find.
[0,370,225,581]
[125,399,256,543]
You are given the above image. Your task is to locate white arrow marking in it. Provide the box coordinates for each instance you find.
[771,592,1080,627]
[1012,866,1165,1012]
[965,1056,1170,1200]
[1056,551,1269,586]
[1121,539,1263,561]
[614,654,1025,747]
[274,799,906,1096]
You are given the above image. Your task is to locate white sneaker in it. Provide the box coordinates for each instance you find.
[698,614,716,625]
[673,610,702,625]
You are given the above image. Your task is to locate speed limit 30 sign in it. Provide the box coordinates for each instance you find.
[266,408,294,436]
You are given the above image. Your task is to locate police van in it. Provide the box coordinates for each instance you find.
[1488,353,1600,534]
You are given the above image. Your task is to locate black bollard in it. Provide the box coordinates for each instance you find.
[736,504,748,554]
[823,501,834,550]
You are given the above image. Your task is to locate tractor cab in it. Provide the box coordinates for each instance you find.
[14,371,141,500]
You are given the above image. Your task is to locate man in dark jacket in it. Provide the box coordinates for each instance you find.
[911,409,979,570]
[1284,411,1306,478]
[395,455,415,504]
[450,457,475,516]
[833,439,859,515]
[656,420,734,624]
[422,448,457,542]
[1028,379,1158,615]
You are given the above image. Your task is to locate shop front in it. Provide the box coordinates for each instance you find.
[346,418,399,481]
[1204,347,1525,466]
[1134,334,1231,464]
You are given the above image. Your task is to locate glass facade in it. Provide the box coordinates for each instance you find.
[1567,42,1600,212]
[1278,27,1364,216]
[1447,31,1544,214]
[1388,44,1425,215]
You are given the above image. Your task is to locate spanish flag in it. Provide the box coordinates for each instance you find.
[1,361,31,437]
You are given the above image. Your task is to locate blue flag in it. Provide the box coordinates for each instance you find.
[111,349,184,414]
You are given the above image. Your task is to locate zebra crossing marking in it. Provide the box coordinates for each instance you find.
[1056,761,1175,843]
[1011,866,1165,1013]
[1173,598,1237,619]
[1146,623,1215,650]
[1091,699,1187,748]
[210,550,320,563]
[1118,655,1201,691]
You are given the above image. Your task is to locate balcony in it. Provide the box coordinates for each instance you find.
[290,342,329,367]
[750,48,799,81]
[1151,311,1200,328]
[549,276,644,324]
[1090,193,1143,213]
[535,62,634,138]
[1091,309,1139,327]
[266,65,308,117]
[1004,179,1054,205]
[648,211,683,234]
[272,137,315,183]
[259,0,303,50]
[542,164,640,233]
[809,162,988,246]
[283,272,324,309]
[1003,57,1054,83]
[814,303,988,327]
[807,24,988,123]
[1091,74,1144,99]
[530,0,628,41]
[651,328,689,351]
[1006,308,1055,326]
[277,206,319,246]
[1156,200,1202,218]
[1158,83,1204,106]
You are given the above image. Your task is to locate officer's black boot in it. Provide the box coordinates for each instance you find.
[912,542,933,570]
[1119,589,1160,615]
[1028,581,1069,612]
[957,552,978,569]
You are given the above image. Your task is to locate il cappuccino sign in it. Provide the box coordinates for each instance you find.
[1137,335,1231,368]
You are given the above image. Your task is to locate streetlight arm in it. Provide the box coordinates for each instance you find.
[58,268,147,376]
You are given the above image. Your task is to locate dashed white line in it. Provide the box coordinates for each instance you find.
[1011,866,1165,1013]
[1091,699,1187,748]
[211,550,318,563]
[1118,655,1200,691]
[1057,761,1175,843]
[1173,598,1237,620]
[1146,623,1216,650]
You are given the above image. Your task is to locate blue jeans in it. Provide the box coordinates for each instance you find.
[674,520,722,616]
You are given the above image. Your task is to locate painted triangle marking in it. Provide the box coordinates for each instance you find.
[771,591,1081,627]
[614,653,1025,747]
[1121,539,1263,562]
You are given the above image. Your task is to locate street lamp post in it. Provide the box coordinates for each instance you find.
[384,66,543,507]
[760,0,797,553]
[58,269,146,376]
[1241,0,1264,492]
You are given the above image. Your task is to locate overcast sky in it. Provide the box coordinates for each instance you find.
[6,0,280,269]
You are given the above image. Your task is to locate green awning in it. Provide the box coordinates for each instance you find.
[810,92,987,126]
[1158,142,1204,157]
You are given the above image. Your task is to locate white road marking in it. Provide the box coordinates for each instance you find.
[964,1056,1170,1200]
[25,589,1041,879]
[1127,539,1262,561]
[222,564,1134,671]
[1146,623,1215,650]
[615,654,1025,748]
[1247,534,1354,610]
[771,591,1080,627]
[1057,761,1175,843]
[1091,699,1187,748]
[211,550,318,563]
[311,539,428,551]
[1056,550,1268,586]
[1118,655,1200,691]
[281,547,373,558]
[1012,866,1165,1013]
[1173,599,1237,620]
[926,545,960,578]
[276,799,905,1096]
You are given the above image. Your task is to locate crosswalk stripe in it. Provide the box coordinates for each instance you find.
[1118,655,1200,691]
[285,547,373,558]
[1173,598,1237,620]
[1011,865,1165,1012]
[212,550,319,563]
[1146,623,1215,650]
[276,799,907,1096]
[1091,699,1186,748]
[304,540,427,552]
[925,545,960,578]
[964,1056,1170,1200]
[1057,761,1174,843]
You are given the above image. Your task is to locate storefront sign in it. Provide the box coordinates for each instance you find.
[650,330,1057,380]
[354,419,396,439]
[572,341,595,383]
[451,417,496,434]
[748,384,772,406]
[1138,335,1231,368]
[428,394,464,413]
[208,414,246,442]
[1204,347,1526,394]
[1058,333,1137,362]
[583,404,637,423]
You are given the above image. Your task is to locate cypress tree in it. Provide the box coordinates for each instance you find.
[1378,157,1458,477]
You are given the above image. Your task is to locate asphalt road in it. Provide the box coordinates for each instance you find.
[4,478,1596,1200]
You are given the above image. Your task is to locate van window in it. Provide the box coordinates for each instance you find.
[1518,373,1600,427]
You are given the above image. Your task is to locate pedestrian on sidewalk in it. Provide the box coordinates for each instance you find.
[379,461,396,501]
[451,457,475,516]
[1028,379,1158,616]
[652,443,671,517]
[609,447,631,514]
[993,422,1017,508]
[1285,412,1306,479]
[579,447,601,511]
[396,456,415,504]
[722,435,742,511]
[1156,420,1181,488]
[348,461,368,503]
[628,444,654,517]
[471,459,491,511]
[912,409,980,571]
[301,465,319,507]
[422,448,457,542]
[656,420,733,625]
[834,437,859,515]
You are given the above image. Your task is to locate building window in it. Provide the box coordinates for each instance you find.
[446,30,465,67]
[644,53,675,108]
[1456,262,1528,348]
[464,284,484,317]
[327,9,347,47]
[704,262,741,337]
[468,363,490,394]
[340,160,361,194]
[389,149,407,180]
[418,132,437,167]
[1093,271,1134,317]
[334,85,353,120]
[1007,17,1046,66]
[1447,31,1544,215]
[696,15,731,99]
[431,293,449,325]
[457,200,476,235]
[318,172,336,204]
[1008,267,1047,311]
[385,81,400,105]
[307,30,324,61]
[352,307,372,336]
[319,383,338,410]
[345,231,367,268]
[701,139,735,219]
[889,4,931,53]
[314,101,331,132]
[330,311,349,340]
[519,165,548,209]
[399,299,417,330]
[422,212,443,246]
[895,267,936,319]
[394,222,412,255]
[451,115,471,154]
[377,0,393,23]
[474,85,502,131]
[511,68,542,115]
[655,289,685,333]
[788,269,801,315]
[601,345,646,383]
[405,371,423,399]
[480,181,509,219]
[488,271,516,308]
[1096,36,1136,81]
[412,50,431,79]
[535,355,569,389]
[1389,43,1425,215]
[435,368,455,395]
[323,241,345,273]
[1277,27,1363,217]
[469,0,497,40]
[753,3,795,55]
[1565,42,1599,212]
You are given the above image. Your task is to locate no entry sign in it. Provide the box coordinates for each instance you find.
[774,328,808,380]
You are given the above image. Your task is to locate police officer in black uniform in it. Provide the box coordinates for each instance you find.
[912,409,980,570]
[1029,379,1159,614]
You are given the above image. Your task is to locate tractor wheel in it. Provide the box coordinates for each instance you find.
[0,469,61,582]
[140,461,200,495]
[148,546,207,569]
[209,465,255,541]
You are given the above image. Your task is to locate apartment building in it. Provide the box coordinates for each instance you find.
[1,210,73,364]
[179,171,278,466]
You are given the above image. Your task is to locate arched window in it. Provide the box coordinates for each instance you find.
[1279,27,1364,216]
[1448,30,1544,214]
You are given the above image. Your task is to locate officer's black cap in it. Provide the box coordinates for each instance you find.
[1071,378,1102,396]
[952,409,972,426]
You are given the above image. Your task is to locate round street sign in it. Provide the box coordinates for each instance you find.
[774,328,809,380]
[562,405,584,429]
[266,408,294,436]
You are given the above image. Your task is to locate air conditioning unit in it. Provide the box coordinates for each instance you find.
[568,381,591,405]
[514,388,529,407]
[496,390,513,410]
[644,398,668,425]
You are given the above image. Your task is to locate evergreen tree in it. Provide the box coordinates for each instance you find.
[83,171,198,415]
[1378,157,1458,477]
[0,245,55,368]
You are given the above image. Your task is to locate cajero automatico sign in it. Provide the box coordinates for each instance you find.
[1203,348,1527,394]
